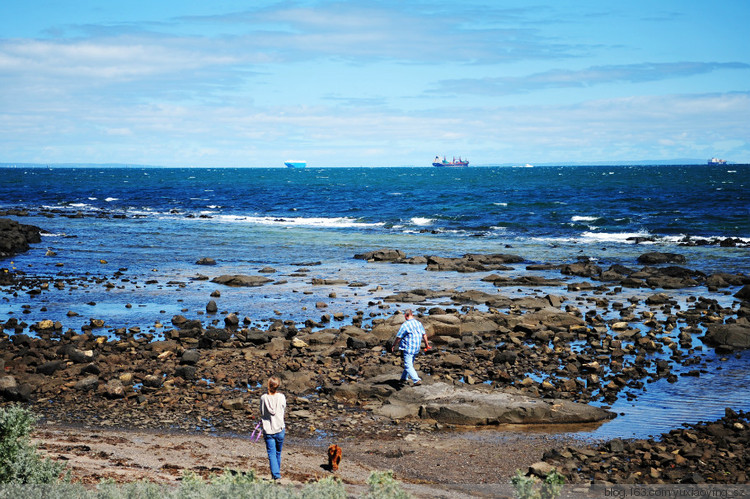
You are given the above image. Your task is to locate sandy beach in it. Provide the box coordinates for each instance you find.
[34,422,582,497]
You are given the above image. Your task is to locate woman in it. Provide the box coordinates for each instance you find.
[260,375,286,481]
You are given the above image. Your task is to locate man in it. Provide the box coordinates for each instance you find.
[391,309,431,386]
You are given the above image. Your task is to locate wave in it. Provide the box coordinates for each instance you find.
[206,214,385,229]
[411,217,433,226]
[571,215,599,222]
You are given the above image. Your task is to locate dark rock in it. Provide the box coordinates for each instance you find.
[175,365,197,381]
[243,331,271,345]
[81,363,100,375]
[493,350,518,365]
[181,349,200,365]
[211,275,273,287]
[204,328,232,342]
[735,285,750,301]
[703,324,750,350]
[561,262,602,278]
[0,376,32,402]
[637,252,687,265]
[0,218,43,258]
[206,300,218,313]
[142,375,164,388]
[37,360,64,375]
[75,375,99,392]
[354,249,406,261]
[195,257,216,265]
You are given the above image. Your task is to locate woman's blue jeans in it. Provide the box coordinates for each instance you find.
[401,352,420,383]
[263,429,285,479]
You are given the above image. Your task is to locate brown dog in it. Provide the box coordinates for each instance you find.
[327,444,342,471]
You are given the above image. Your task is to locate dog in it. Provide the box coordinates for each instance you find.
[327,444,342,471]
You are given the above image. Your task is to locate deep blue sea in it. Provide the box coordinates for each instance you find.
[1,164,749,439]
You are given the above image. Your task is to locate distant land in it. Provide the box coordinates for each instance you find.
[0,159,743,169]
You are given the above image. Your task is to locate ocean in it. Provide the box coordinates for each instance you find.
[1,164,749,439]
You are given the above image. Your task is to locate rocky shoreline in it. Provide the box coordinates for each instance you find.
[2,224,750,486]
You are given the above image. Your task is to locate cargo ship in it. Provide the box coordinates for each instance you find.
[707,158,727,165]
[284,161,307,169]
[432,156,469,167]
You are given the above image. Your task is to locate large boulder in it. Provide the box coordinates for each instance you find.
[211,275,273,287]
[703,324,750,351]
[354,248,406,262]
[425,253,523,273]
[0,218,42,258]
[375,381,614,425]
[637,252,687,265]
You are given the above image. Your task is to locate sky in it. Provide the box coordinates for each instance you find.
[1,0,749,167]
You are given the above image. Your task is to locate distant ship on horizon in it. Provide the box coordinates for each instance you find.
[707,157,727,165]
[284,160,306,169]
[432,155,469,167]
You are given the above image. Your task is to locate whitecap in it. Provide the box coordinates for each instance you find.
[580,231,653,243]
[571,216,599,222]
[207,215,385,229]
[411,217,433,226]
[104,197,119,202]
[493,202,508,207]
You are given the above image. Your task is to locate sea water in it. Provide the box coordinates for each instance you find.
[1,164,749,438]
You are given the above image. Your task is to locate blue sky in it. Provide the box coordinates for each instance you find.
[1,0,748,167]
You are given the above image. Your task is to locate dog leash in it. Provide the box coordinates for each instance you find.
[250,422,262,442]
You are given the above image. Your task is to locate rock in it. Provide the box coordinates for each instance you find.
[291,337,309,348]
[222,398,245,411]
[735,285,750,301]
[103,379,126,399]
[181,349,200,365]
[206,300,218,313]
[354,249,406,261]
[561,261,602,277]
[196,257,216,265]
[279,370,317,393]
[440,353,464,368]
[703,324,750,350]
[528,461,557,478]
[143,374,164,388]
[203,328,232,343]
[637,252,687,264]
[224,313,239,327]
[0,376,31,402]
[211,275,273,287]
[375,380,614,425]
[425,253,523,272]
[175,365,197,381]
[75,375,99,392]
[493,350,518,365]
[35,320,55,330]
[37,360,64,375]
[0,376,17,392]
[0,218,42,257]
[645,293,672,305]
[66,347,94,363]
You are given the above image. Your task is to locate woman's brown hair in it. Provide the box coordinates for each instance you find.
[268,376,281,394]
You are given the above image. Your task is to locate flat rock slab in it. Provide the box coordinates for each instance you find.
[375,379,614,425]
[211,274,273,287]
